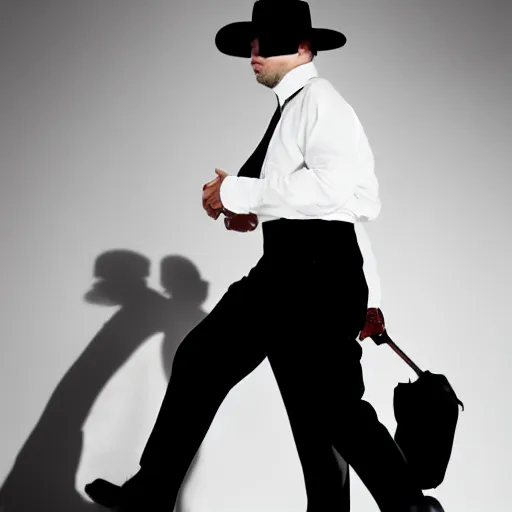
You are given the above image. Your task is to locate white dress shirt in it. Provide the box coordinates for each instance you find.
[220,61,382,308]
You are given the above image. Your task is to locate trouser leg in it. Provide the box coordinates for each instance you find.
[321,279,424,511]
[138,268,268,502]
[261,260,364,511]
[329,346,424,512]
[266,260,423,512]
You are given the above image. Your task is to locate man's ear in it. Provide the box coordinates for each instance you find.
[298,39,311,54]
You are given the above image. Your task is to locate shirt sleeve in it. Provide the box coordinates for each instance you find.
[220,84,365,217]
[354,222,382,309]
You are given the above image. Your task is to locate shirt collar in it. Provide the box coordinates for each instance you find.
[273,61,319,108]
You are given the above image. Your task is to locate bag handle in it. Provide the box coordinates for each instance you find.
[371,330,465,410]
[370,330,423,377]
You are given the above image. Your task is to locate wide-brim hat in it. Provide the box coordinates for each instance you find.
[215,0,346,58]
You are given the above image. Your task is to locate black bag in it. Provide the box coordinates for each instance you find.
[370,329,464,490]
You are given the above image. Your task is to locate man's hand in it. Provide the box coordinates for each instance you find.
[202,169,258,231]
[359,307,386,341]
[202,169,228,219]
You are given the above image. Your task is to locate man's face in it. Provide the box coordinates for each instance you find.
[250,37,312,89]
[250,38,291,89]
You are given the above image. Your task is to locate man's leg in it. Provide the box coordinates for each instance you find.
[86,266,269,509]
[138,278,265,478]
[328,340,427,512]
[258,260,362,512]
[265,260,425,512]
[317,270,427,511]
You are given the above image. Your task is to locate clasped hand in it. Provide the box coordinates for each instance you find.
[202,169,258,232]
[359,308,386,341]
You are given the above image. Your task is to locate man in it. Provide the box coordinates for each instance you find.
[85,2,445,511]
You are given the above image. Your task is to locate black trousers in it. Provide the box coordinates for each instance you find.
[139,219,423,512]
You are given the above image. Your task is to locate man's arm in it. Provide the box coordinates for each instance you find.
[355,222,387,340]
[354,222,381,309]
[219,83,375,219]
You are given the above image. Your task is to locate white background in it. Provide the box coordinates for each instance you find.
[1,1,510,511]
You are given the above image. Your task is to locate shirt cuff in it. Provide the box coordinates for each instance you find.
[367,292,381,309]
[220,176,265,214]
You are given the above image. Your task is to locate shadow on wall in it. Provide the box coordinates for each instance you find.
[0,250,209,512]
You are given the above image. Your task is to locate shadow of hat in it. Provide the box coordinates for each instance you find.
[84,250,150,305]
[160,255,208,306]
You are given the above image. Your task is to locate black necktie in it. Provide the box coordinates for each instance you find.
[238,87,305,179]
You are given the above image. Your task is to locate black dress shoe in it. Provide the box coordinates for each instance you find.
[86,470,170,511]
[84,478,122,508]
[409,496,445,512]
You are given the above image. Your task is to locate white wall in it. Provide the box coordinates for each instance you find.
[0,1,510,511]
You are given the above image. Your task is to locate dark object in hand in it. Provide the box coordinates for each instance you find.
[367,321,465,490]
[223,210,258,232]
